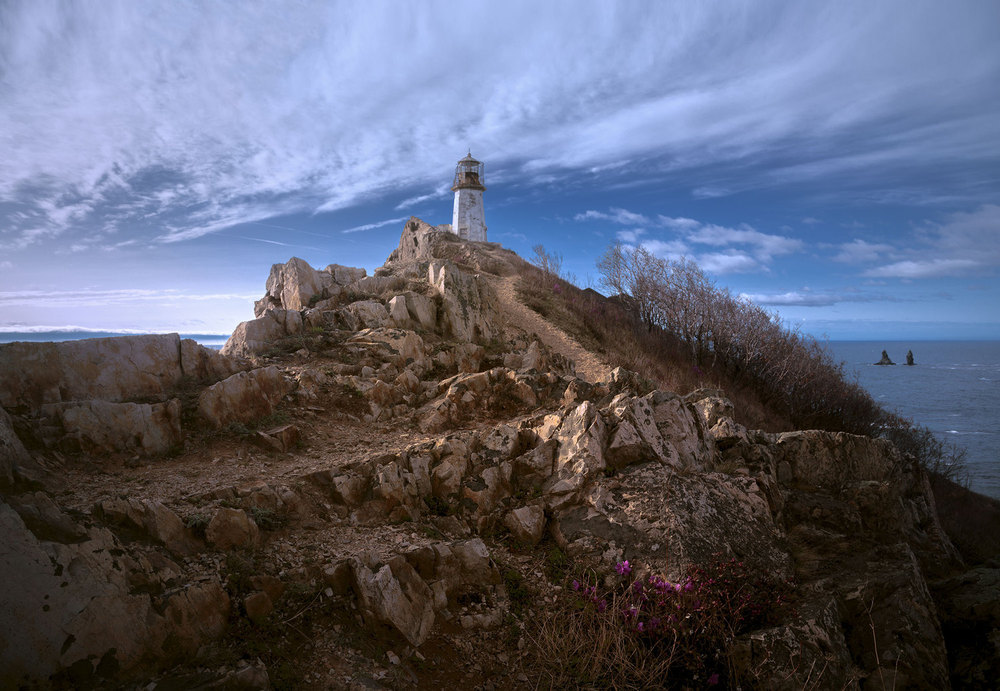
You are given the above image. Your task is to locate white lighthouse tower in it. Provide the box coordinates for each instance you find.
[451,152,487,242]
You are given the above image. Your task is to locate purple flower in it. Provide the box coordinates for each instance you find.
[636,621,645,632]
[597,599,607,613]
[708,673,720,686]
[616,560,632,576]
[572,579,580,591]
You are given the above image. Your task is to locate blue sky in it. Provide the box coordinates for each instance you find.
[1,1,998,340]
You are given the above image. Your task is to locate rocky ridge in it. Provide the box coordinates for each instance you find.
[1,217,997,689]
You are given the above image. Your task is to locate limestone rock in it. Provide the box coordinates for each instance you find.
[428,260,498,343]
[337,300,390,331]
[197,366,293,428]
[205,507,260,550]
[504,505,546,545]
[255,256,336,315]
[97,497,194,554]
[39,398,182,456]
[1,406,42,488]
[325,263,367,286]
[0,499,228,685]
[352,556,435,647]
[179,338,245,382]
[348,328,426,365]
[0,334,185,410]
[221,309,303,358]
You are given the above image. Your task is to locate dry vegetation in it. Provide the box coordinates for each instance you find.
[519,243,973,499]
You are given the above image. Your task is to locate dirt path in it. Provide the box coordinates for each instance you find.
[493,275,611,384]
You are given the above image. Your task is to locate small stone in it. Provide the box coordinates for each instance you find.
[386,650,400,665]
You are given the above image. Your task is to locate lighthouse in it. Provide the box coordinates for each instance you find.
[451,152,487,242]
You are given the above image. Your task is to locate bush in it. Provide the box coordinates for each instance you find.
[530,557,792,689]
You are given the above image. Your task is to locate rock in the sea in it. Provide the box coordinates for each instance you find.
[875,349,896,365]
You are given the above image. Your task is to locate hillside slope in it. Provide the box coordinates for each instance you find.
[1,218,997,689]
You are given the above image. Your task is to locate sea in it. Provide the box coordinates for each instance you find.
[2,332,997,498]
[827,341,1000,500]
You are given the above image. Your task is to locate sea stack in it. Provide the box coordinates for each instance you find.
[906,349,915,366]
[875,349,896,365]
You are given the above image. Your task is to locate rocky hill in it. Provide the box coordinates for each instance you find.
[2,218,997,689]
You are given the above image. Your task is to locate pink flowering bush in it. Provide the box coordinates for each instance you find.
[532,555,793,689]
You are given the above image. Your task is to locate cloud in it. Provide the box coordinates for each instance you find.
[616,229,645,243]
[863,258,980,279]
[657,216,700,230]
[575,208,650,225]
[1,2,998,249]
[684,224,803,258]
[854,204,1000,278]
[832,239,895,264]
[699,252,761,274]
[340,216,409,234]
[741,290,892,307]
[0,288,257,308]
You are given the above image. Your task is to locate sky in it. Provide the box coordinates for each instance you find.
[1,1,999,341]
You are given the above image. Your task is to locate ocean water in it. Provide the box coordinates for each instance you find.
[0,331,229,348]
[827,341,1000,499]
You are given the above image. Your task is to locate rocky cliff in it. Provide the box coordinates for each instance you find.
[1,217,997,689]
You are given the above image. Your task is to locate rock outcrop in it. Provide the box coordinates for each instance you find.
[1,216,991,688]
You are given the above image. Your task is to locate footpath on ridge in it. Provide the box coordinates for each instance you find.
[491,275,611,384]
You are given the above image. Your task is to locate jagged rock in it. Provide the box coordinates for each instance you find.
[96,497,195,554]
[875,349,896,365]
[504,505,546,545]
[254,256,338,316]
[0,334,185,410]
[352,555,435,647]
[0,499,229,685]
[348,327,426,365]
[541,401,607,508]
[1,406,43,488]
[428,260,498,343]
[337,300,390,331]
[179,338,245,382]
[906,349,915,366]
[221,309,303,358]
[255,423,300,452]
[38,398,182,456]
[197,366,293,428]
[395,291,438,331]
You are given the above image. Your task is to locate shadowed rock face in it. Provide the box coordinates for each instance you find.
[0,217,992,688]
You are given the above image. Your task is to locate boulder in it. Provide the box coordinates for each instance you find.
[205,507,260,550]
[325,263,367,286]
[221,309,303,358]
[39,399,182,456]
[348,328,426,365]
[504,505,546,545]
[96,497,194,554]
[428,261,498,343]
[338,300,390,331]
[197,366,293,428]
[179,338,245,382]
[0,334,185,410]
[0,499,228,685]
[352,556,435,647]
[255,256,336,316]
[1,406,42,488]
